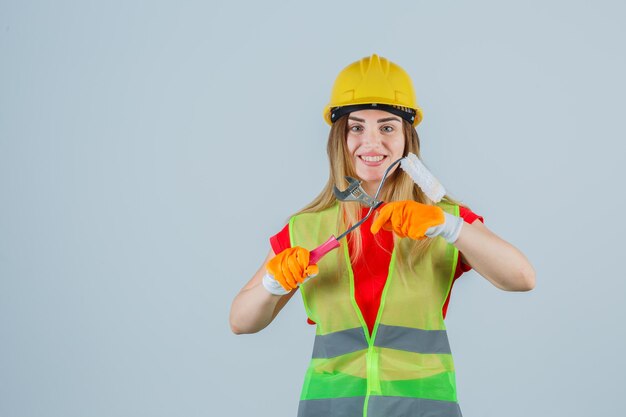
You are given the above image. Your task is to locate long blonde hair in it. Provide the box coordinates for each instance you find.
[296,116,464,262]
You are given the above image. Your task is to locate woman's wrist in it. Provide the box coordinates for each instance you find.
[425,212,464,243]
[262,273,291,295]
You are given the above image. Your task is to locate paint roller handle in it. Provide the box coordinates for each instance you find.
[309,235,340,264]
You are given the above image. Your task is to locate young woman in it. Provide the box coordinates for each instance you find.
[230,54,535,417]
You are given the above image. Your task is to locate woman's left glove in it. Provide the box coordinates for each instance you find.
[370,200,464,243]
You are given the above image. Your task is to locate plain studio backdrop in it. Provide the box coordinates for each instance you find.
[1,1,625,416]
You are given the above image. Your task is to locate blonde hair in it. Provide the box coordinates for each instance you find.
[296,116,464,263]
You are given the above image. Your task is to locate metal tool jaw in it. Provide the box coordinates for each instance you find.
[308,152,447,270]
[332,176,383,241]
[333,176,383,208]
[309,158,405,263]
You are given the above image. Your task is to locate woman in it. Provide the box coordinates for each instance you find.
[230,54,535,417]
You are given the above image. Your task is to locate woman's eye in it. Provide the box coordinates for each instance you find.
[349,125,363,132]
[381,125,394,133]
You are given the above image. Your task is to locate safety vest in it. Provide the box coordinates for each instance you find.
[290,202,463,417]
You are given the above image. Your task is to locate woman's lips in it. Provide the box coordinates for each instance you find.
[358,155,387,166]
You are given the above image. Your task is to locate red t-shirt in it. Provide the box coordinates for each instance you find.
[269,206,484,335]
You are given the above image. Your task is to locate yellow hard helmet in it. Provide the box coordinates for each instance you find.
[323,54,423,126]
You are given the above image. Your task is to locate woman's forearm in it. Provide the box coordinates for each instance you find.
[229,250,297,334]
[229,283,284,334]
[454,220,535,291]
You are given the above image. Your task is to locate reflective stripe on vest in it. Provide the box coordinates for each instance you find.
[375,324,451,354]
[367,396,463,417]
[297,397,365,417]
[298,396,462,417]
[311,324,451,358]
[292,202,462,417]
[312,327,368,358]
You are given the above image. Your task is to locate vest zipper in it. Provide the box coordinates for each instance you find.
[344,243,397,417]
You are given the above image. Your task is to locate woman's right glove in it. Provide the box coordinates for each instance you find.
[262,247,319,295]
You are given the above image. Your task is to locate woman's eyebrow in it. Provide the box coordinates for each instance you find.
[348,116,365,122]
[377,117,402,123]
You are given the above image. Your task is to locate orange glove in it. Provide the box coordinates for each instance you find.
[265,247,319,293]
[371,201,445,240]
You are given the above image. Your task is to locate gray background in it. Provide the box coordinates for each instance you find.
[1,0,625,416]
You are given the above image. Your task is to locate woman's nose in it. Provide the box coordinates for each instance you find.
[363,128,382,146]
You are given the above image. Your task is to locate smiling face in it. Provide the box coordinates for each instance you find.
[346,109,406,195]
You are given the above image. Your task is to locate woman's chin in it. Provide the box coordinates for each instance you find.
[355,174,384,191]
[356,168,384,183]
